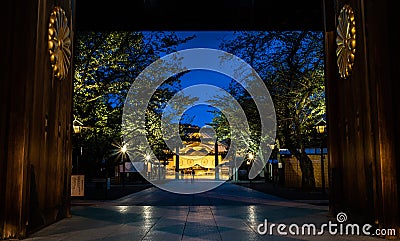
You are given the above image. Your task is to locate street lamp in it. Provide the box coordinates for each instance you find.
[121,144,127,187]
[315,119,326,193]
[268,143,279,184]
[73,119,84,174]
[73,119,84,134]
[247,152,254,184]
[121,144,127,154]
[247,153,254,164]
[145,154,151,179]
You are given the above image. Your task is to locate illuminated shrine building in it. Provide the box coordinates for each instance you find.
[166,125,229,178]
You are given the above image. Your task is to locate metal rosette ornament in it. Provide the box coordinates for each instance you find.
[122,48,276,194]
[48,6,71,81]
[336,4,356,79]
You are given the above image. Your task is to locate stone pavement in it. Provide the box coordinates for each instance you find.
[24,183,395,241]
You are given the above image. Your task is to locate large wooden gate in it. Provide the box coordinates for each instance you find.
[325,0,399,233]
[1,0,73,239]
[1,0,399,239]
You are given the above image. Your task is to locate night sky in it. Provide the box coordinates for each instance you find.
[169,31,234,127]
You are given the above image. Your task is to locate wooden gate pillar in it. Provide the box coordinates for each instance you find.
[325,0,399,236]
[1,0,74,239]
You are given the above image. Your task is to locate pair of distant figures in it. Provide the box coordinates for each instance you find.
[180,169,195,180]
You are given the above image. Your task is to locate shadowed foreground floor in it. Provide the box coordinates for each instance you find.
[25,183,394,240]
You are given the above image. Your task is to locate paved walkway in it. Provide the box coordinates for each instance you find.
[24,183,394,240]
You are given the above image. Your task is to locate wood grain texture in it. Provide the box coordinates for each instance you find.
[0,0,73,238]
[327,0,399,232]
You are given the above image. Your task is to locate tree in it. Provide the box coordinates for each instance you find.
[73,31,194,178]
[216,31,325,189]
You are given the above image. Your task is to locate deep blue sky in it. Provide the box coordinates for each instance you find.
[175,31,234,50]
[168,31,235,127]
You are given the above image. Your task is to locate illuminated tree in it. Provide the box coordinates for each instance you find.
[215,31,325,189]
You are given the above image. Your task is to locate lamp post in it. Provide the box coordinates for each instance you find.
[73,119,84,174]
[268,144,277,183]
[215,138,219,180]
[145,154,151,179]
[247,152,254,185]
[315,119,326,194]
[121,144,127,187]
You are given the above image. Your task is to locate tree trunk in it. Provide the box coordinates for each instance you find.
[288,146,315,190]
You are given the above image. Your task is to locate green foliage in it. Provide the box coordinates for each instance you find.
[214,31,326,188]
[73,31,194,177]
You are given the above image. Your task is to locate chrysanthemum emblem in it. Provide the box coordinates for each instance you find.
[48,6,71,81]
[336,4,356,79]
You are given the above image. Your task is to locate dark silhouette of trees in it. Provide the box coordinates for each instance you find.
[214,31,325,189]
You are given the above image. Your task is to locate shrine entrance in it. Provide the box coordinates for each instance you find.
[1,0,399,239]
